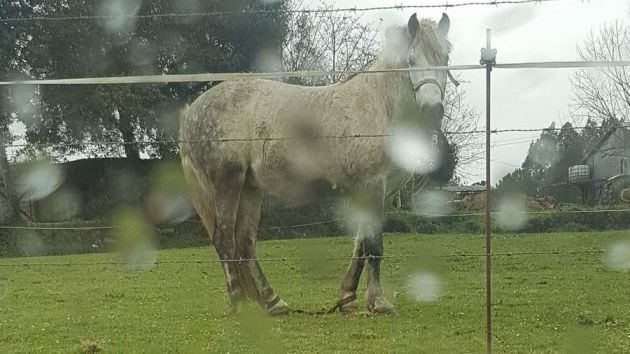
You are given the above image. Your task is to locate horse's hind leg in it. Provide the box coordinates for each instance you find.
[211,168,248,312]
[235,169,288,315]
[182,154,245,311]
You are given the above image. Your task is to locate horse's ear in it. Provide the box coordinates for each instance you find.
[408,13,420,39]
[438,13,450,37]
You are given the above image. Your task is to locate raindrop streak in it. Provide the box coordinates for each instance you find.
[495,195,527,231]
[17,163,64,201]
[604,241,630,271]
[387,127,439,174]
[407,272,442,302]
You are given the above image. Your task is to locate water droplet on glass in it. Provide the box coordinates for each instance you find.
[532,134,559,167]
[495,195,527,231]
[254,48,282,73]
[16,162,64,201]
[96,0,141,43]
[407,272,441,302]
[38,189,81,221]
[149,193,195,224]
[387,127,439,174]
[337,201,380,237]
[17,232,46,256]
[413,190,452,217]
[147,163,195,224]
[8,84,40,127]
[604,241,630,271]
[112,207,156,271]
[129,39,156,74]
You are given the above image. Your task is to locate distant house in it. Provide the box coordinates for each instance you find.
[581,126,630,180]
[439,184,487,209]
[571,126,630,204]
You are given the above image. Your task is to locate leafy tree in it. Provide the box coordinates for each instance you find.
[11,0,289,160]
[0,1,36,222]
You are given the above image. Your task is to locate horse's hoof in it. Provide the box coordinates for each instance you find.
[267,299,290,316]
[339,299,358,314]
[367,297,395,314]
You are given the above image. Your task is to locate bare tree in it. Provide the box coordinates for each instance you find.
[282,0,380,86]
[571,19,630,124]
[282,1,482,186]
[443,77,483,179]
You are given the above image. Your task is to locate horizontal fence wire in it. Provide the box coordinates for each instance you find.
[0,225,119,230]
[2,208,629,231]
[0,0,560,23]
[0,249,606,268]
[5,124,630,151]
[0,65,481,86]
[4,61,630,86]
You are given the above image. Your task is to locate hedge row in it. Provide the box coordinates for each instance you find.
[2,209,629,258]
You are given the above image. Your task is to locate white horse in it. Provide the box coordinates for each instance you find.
[180,13,452,315]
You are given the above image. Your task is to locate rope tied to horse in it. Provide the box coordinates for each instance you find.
[285,293,358,316]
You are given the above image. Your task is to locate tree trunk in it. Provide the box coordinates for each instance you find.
[0,136,21,223]
[118,109,140,160]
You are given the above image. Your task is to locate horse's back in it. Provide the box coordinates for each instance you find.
[179,78,391,196]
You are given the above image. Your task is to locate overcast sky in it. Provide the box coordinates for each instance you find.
[311,0,630,184]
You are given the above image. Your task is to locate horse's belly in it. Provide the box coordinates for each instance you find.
[251,139,394,201]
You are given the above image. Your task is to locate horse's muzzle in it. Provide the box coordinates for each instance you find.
[420,102,444,131]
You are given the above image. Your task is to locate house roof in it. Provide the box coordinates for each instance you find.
[581,126,629,164]
[439,185,487,193]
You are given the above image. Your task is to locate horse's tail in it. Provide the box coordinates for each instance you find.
[180,107,217,241]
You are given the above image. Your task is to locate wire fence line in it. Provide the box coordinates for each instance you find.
[0,225,119,231]
[2,208,629,232]
[0,65,482,86]
[0,249,606,268]
[0,0,560,23]
[5,123,630,152]
[3,60,630,86]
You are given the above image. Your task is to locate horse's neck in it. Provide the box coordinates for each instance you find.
[340,58,415,121]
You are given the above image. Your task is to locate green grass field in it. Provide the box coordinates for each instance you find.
[1,231,629,353]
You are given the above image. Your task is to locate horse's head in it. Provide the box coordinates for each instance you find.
[405,13,451,132]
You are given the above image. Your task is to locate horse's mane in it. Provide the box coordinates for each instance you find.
[341,18,451,84]
[415,19,452,62]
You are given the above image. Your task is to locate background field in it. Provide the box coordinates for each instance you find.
[1,231,629,353]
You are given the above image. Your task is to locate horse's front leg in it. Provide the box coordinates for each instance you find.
[339,185,394,314]
[364,227,394,314]
[338,237,366,313]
